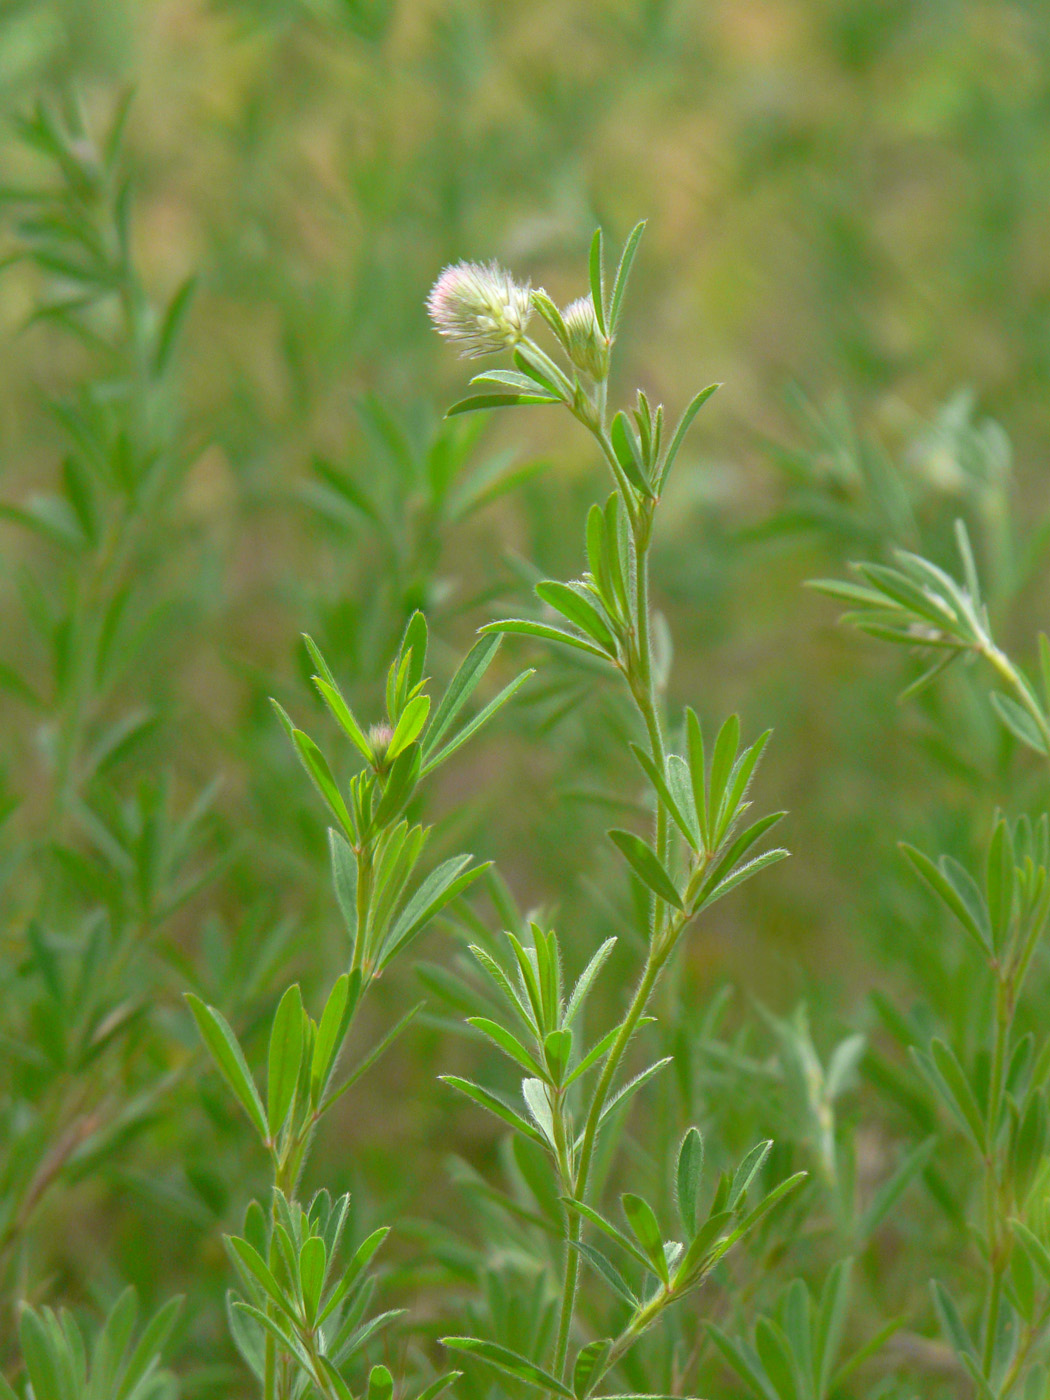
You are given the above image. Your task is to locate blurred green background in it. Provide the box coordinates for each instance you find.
[3,0,1050,1392]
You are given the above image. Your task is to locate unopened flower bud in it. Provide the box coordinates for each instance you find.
[426,260,532,358]
[562,296,611,381]
[367,722,394,772]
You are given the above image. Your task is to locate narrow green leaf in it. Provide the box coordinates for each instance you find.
[446,393,557,417]
[224,1236,288,1313]
[531,289,571,351]
[389,693,430,759]
[115,1296,183,1400]
[730,1139,772,1208]
[299,1236,327,1323]
[676,1127,705,1238]
[900,844,991,955]
[311,972,353,1098]
[990,691,1050,755]
[565,1018,656,1087]
[312,676,373,763]
[423,667,533,774]
[378,856,489,968]
[561,1198,652,1271]
[685,708,710,849]
[593,1057,673,1133]
[608,828,683,909]
[471,369,547,393]
[416,1373,463,1400]
[467,1017,545,1077]
[658,384,719,489]
[536,581,617,655]
[589,228,606,334]
[185,995,268,1142]
[573,1338,612,1400]
[705,1324,775,1400]
[267,984,304,1138]
[283,720,354,835]
[609,220,646,333]
[928,1039,988,1150]
[564,937,617,1027]
[480,617,611,661]
[440,1075,546,1144]
[930,1279,976,1362]
[572,1241,639,1306]
[442,1337,574,1397]
[630,744,698,849]
[815,1258,852,1396]
[610,411,652,496]
[425,635,501,755]
[329,829,358,950]
[621,1193,667,1280]
[755,1318,801,1400]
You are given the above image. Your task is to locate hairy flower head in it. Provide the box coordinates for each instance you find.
[367,722,395,772]
[427,260,532,358]
[562,295,610,381]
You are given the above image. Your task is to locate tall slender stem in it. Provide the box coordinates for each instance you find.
[551,404,679,1383]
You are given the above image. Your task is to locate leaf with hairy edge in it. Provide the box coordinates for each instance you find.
[565,1019,656,1087]
[630,744,699,848]
[425,635,501,755]
[573,1339,612,1399]
[377,857,490,968]
[441,1338,574,1397]
[479,618,612,661]
[267,984,304,1137]
[573,1241,639,1306]
[535,581,617,655]
[562,1198,652,1270]
[658,384,719,490]
[467,1017,545,1077]
[609,829,683,909]
[621,1194,668,1279]
[312,676,373,763]
[609,220,646,333]
[423,667,533,774]
[446,394,558,417]
[185,996,267,1142]
[564,937,617,1026]
[676,1127,705,1238]
[440,1076,546,1144]
[901,844,991,954]
[588,228,607,334]
[610,411,652,496]
[593,1057,673,1133]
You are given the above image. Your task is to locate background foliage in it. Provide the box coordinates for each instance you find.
[3,1,1050,1397]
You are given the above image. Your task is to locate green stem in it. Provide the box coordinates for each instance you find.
[982,977,1012,1378]
[550,411,678,1384]
[552,944,668,1378]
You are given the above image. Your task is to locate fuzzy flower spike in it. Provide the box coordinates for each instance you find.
[426,259,532,358]
[562,294,610,381]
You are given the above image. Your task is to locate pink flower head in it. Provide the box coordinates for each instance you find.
[426,260,532,358]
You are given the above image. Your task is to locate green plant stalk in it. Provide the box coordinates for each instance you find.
[548,375,680,1383]
[982,975,1011,1378]
[551,939,668,1379]
[983,643,1050,755]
